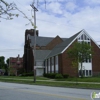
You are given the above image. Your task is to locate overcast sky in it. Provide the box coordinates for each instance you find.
[0,0,100,60]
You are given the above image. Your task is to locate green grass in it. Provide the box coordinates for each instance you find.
[0,78,100,89]
[0,76,100,89]
[0,76,49,80]
[1,76,100,82]
[56,77,100,82]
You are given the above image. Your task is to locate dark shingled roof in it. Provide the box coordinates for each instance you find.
[30,36,67,47]
[46,30,82,59]
[34,50,51,61]
[30,36,53,46]
[62,38,68,41]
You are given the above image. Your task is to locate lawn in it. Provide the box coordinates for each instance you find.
[0,76,100,89]
[57,77,100,82]
[0,76,49,80]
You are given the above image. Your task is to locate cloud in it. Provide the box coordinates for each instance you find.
[0,0,100,60]
[65,2,78,12]
[84,0,100,5]
[39,1,63,15]
[48,2,62,14]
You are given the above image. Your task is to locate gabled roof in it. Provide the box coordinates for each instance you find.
[46,30,82,59]
[28,35,67,47]
[46,29,100,59]
[77,29,100,49]
[28,29,100,60]
[30,36,53,46]
[33,50,51,61]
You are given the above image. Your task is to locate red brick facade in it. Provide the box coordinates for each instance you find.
[46,36,63,50]
[58,39,100,77]
[91,40,100,76]
[45,38,100,77]
[58,41,78,77]
[24,29,100,77]
[23,29,64,73]
[9,55,23,76]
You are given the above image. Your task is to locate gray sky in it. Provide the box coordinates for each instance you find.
[0,0,100,60]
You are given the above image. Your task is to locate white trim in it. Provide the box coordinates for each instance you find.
[61,31,81,53]
[81,29,100,48]
[61,29,100,53]
[61,38,76,53]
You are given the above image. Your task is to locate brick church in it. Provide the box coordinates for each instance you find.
[23,29,100,77]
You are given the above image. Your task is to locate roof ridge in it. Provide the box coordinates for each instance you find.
[31,35,68,39]
[31,35,54,38]
[46,30,82,59]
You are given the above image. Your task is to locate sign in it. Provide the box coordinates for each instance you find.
[91,92,100,100]
[34,66,37,70]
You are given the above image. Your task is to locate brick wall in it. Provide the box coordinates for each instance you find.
[46,36,63,50]
[91,40,100,76]
[58,41,78,77]
[58,40,100,77]
[24,29,38,73]
[9,56,23,76]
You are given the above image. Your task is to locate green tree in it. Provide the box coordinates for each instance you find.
[67,41,92,78]
[4,58,9,75]
[0,56,5,69]
[6,58,9,66]
[4,63,8,75]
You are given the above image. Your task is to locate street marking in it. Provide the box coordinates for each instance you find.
[0,86,88,100]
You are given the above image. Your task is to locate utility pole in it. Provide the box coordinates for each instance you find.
[30,2,38,83]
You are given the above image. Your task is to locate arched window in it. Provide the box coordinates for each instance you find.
[78,34,90,41]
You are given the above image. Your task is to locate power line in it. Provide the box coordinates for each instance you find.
[0,48,23,52]
[12,0,100,35]
[15,0,31,11]
[36,18,100,34]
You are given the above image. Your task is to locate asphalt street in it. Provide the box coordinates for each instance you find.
[0,82,100,100]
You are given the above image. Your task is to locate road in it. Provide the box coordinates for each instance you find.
[0,82,99,100]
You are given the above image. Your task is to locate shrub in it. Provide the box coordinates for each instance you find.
[43,73,48,77]
[21,72,33,76]
[10,74,16,76]
[49,73,56,78]
[43,73,58,79]
[63,74,69,78]
[55,74,63,79]
[17,67,24,75]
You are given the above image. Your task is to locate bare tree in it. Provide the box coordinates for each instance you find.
[0,0,55,22]
[0,0,19,22]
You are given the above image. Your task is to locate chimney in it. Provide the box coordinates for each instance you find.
[33,29,39,36]
[25,29,39,44]
[25,29,39,36]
